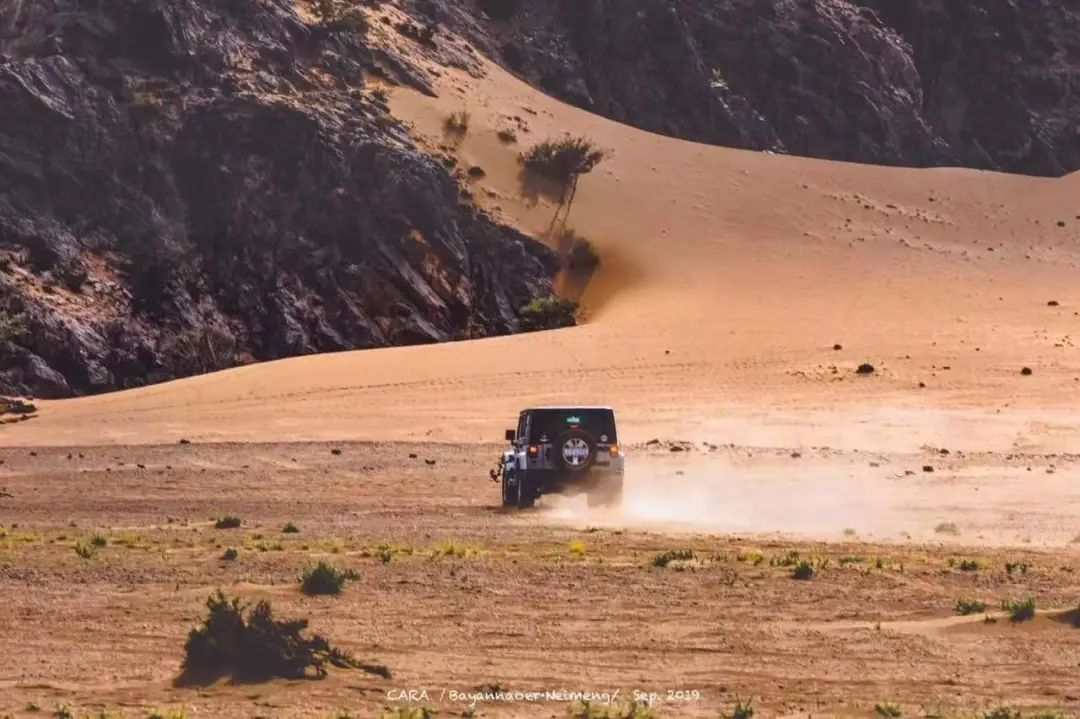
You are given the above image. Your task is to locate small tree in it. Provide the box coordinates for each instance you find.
[522,137,607,228]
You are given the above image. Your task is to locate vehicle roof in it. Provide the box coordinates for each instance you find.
[523,406,614,411]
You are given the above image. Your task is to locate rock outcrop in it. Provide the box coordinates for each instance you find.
[437,0,1080,176]
[0,0,558,398]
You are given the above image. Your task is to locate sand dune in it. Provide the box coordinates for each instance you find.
[8,59,1080,451]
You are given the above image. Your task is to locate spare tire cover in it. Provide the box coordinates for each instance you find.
[556,429,597,472]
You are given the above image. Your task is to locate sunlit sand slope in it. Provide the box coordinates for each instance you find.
[8,59,1080,450]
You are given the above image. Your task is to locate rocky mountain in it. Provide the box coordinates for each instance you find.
[0,0,558,398]
[436,0,1080,176]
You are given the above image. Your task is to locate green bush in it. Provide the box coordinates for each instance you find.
[954,598,988,616]
[958,559,980,572]
[1001,597,1036,622]
[300,562,361,596]
[74,541,96,559]
[522,137,606,183]
[283,522,300,534]
[519,297,578,331]
[221,548,239,561]
[214,516,242,529]
[90,535,108,547]
[652,549,694,567]
[310,0,367,32]
[181,591,376,682]
[792,560,815,581]
[874,703,902,719]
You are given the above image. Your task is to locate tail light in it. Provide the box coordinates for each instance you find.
[528,445,539,457]
[609,445,619,457]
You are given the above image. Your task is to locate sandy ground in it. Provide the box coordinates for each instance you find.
[4,16,1080,718]
[1,442,1078,718]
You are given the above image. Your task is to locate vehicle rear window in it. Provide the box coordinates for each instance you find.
[528,409,617,444]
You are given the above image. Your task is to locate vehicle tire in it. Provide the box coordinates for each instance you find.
[553,429,597,474]
[515,471,536,508]
[501,471,516,508]
[586,475,623,508]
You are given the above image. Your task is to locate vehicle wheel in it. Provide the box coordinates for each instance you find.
[501,471,516,508]
[554,429,597,474]
[515,471,536,509]
[586,476,623,508]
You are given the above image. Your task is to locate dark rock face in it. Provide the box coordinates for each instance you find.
[0,0,558,398]
[450,0,1080,176]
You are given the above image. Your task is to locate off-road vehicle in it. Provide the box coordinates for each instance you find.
[492,407,625,508]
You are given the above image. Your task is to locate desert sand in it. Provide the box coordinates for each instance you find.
[2,37,1080,719]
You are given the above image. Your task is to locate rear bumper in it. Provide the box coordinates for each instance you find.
[526,467,623,494]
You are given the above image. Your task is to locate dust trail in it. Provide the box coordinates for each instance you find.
[541,454,902,540]
[536,451,1080,546]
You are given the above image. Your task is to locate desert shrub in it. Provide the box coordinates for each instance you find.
[433,539,477,558]
[1005,561,1028,575]
[980,708,1021,719]
[283,522,300,534]
[74,541,96,559]
[934,522,959,535]
[958,559,980,572]
[300,562,361,596]
[771,550,802,567]
[444,110,471,135]
[727,697,754,719]
[954,598,988,616]
[519,296,578,331]
[522,137,606,183]
[214,516,242,530]
[569,540,587,558]
[381,708,439,719]
[792,560,815,581]
[147,711,187,719]
[839,555,863,566]
[874,703,902,719]
[477,0,519,20]
[497,128,518,144]
[653,549,694,567]
[221,548,239,561]
[310,0,367,32]
[369,87,390,103]
[1001,597,1036,622]
[90,535,108,547]
[180,591,378,682]
[567,700,656,719]
[0,310,28,342]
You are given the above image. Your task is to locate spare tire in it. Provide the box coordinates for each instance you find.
[554,429,597,473]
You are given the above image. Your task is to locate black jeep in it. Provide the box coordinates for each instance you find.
[495,407,625,508]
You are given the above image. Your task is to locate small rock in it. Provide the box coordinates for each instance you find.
[833,343,843,350]
[178,438,191,445]
[669,445,685,453]
[645,439,661,446]
[1048,300,1060,306]
[408,453,418,459]
[856,363,875,375]
[790,451,802,459]
[425,459,437,466]
[331,448,342,455]
[922,465,934,472]
[1021,367,1033,376]
[467,166,486,179]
